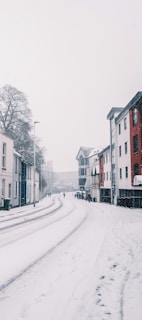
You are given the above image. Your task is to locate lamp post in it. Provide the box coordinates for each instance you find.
[33,121,40,207]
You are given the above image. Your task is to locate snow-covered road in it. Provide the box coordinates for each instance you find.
[0,193,142,320]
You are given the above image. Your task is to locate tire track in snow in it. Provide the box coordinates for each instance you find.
[0,202,88,293]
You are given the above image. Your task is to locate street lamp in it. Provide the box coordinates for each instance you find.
[33,121,40,207]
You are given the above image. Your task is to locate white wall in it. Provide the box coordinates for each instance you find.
[0,133,14,207]
[116,112,131,190]
[103,149,111,189]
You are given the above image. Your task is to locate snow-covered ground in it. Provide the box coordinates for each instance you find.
[0,193,142,320]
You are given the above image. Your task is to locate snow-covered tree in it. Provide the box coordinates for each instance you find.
[0,84,32,144]
[0,84,45,173]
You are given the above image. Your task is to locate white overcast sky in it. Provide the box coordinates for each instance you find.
[0,0,142,171]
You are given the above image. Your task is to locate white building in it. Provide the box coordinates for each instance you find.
[76,147,94,190]
[107,91,142,207]
[86,148,102,201]
[115,109,131,192]
[107,107,123,204]
[0,133,14,208]
[99,145,111,203]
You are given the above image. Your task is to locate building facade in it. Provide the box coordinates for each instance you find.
[99,145,111,203]
[85,148,101,201]
[76,147,95,190]
[12,150,22,207]
[107,91,142,207]
[76,91,142,208]
[0,133,14,208]
[0,132,40,209]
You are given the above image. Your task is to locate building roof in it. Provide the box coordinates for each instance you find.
[76,146,95,160]
[88,147,103,158]
[115,91,142,123]
[98,145,110,156]
[107,107,123,120]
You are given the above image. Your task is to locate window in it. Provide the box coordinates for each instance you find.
[134,163,139,175]
[118,123,121,134]
[133,135,138,153]
[80,168,86,175]
[133,108,138,126]
[2,143,6,168]
[15,156,18,173]
[124,142,128,154]
[120,168,122,179]
[80,157,84,165]
[8,183,11,199]
[79,157,88,166]
[125,166,128,178]
[119,145,122,157]
[2,179,5,197]
[124,117,127,130]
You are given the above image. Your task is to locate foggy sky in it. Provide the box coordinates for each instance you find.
[0,0,142,171]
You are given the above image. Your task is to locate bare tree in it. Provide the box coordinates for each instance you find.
[0,84,32,137]
[0,84,47,191]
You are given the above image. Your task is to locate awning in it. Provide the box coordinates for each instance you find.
[133,175,142,186]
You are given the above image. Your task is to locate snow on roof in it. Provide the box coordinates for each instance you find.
[89,147,103,158]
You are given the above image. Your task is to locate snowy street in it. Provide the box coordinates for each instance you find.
[0,193,142,320]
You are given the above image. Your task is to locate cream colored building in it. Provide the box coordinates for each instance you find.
[0,133,14,207]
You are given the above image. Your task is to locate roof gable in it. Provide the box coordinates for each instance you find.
[76,146,95,160]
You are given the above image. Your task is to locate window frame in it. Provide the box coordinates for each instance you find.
[118,123,121,135]
[120,168,122,179]
[124,117,127,130]
[133,135,138,153]
[125,166,128,178]
[2,142,6,169]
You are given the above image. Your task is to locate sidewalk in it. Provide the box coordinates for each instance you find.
[0,196,53,217]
